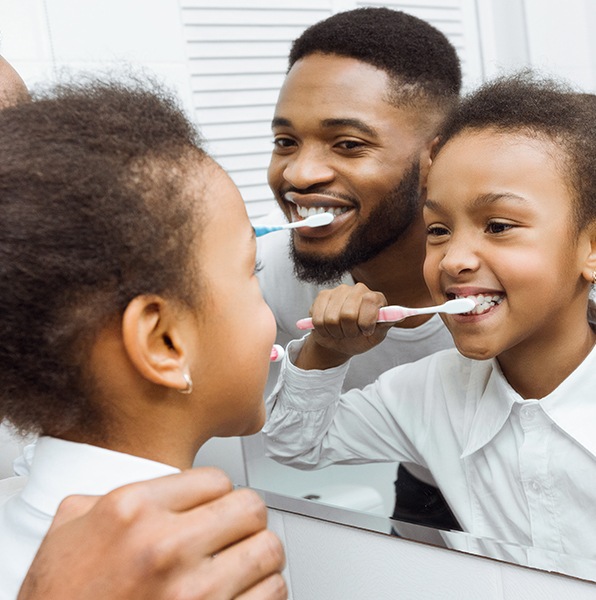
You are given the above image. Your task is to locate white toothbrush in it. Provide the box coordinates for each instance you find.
[296,297,476,330]
[254,213,334,237]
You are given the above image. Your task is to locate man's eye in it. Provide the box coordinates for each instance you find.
[253,259,263,275]
[337,140,365,150]
[272,137,295,149]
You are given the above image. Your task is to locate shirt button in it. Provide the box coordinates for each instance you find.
[521,406,537,419]
[530,480,541,492]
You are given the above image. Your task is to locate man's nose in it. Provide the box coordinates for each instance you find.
[282,146,334,189]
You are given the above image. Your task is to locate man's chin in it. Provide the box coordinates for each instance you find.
[291,249,350,285]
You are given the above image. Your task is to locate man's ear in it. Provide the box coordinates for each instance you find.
[419,135,441,190]
[121,295,192,393]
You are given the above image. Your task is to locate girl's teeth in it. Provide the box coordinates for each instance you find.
[456,294,504,315]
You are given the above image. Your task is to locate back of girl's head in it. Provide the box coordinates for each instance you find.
[436,72,596,228]
[0,76,206,437]
[289,7,461,113]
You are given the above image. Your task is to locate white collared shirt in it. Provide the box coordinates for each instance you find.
[263,340,596,578]
[0,437,179,600]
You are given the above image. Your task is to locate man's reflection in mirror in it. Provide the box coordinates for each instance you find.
[258,6,462,531]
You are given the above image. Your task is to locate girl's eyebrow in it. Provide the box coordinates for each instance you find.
[423,198,444,213]
[425,192,528,213]
[470,192,528,208]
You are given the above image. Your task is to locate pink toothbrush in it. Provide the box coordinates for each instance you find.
[295,297,476,330]
[270,344,285,362]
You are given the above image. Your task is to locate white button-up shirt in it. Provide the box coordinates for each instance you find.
[0,437,179,600]
[263,340,596,579]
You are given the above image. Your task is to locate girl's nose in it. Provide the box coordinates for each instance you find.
[439,237,481,277]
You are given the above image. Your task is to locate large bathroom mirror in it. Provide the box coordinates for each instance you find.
[3,0,596,584]
[255,487,596,583]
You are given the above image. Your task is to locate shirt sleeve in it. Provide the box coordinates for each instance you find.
[263,337,425,470]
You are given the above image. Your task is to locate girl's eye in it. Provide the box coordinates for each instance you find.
[253,259,263,275]
[426,224,450,237]
[486,221,514,234]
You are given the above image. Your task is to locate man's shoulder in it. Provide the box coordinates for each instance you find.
[256,232,324,318]
[256,230,299,287]
[256,228,292,261]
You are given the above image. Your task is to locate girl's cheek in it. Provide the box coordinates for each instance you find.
[423,254,439,286]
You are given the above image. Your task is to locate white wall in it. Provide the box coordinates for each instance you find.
[0,0,193,117]
[522,0,596,90]
[474,0,596,90]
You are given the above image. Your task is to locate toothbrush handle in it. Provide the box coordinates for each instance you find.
[296,306,415,330]
[296,317,315,330]
[376,306,417,322]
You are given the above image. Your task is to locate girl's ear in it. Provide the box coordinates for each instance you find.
[121,295,192,393]
[580,223,596,285]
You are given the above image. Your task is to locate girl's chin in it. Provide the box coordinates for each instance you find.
[455,343,499,362]
[242,409,267,436]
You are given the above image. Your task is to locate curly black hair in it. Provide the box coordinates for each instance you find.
[436,71,596,229]
[289,7,461,110]
[0,76,207,438]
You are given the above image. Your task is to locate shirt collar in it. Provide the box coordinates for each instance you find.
[461,359,518,457]
[461,343,596,458]
[539,343,596,459]
[21,436,180,517]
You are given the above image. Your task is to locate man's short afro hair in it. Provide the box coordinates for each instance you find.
[289,7,461,101]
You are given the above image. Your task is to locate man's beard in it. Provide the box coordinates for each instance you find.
[291,161,421,285]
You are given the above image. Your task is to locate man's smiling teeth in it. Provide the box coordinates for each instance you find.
[455,294,504,315]
[296,205,348,218]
